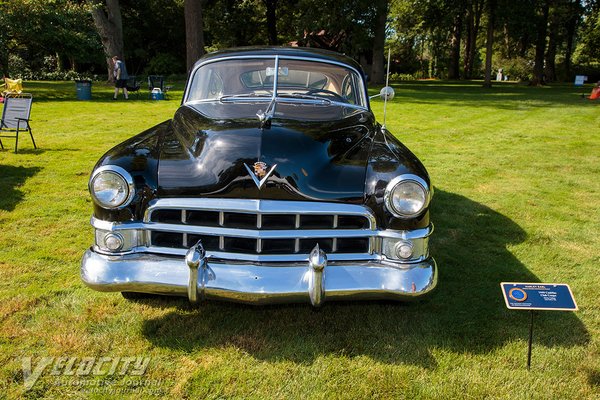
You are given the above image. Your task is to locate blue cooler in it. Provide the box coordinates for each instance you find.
[151,88,164,100]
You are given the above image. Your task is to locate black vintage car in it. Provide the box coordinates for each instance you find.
[81,47,437,306]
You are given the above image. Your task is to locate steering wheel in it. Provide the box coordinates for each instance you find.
[306,88,347,103]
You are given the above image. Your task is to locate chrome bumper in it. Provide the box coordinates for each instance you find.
[81,248,437,306]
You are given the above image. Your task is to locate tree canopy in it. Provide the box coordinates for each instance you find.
[1,0,598,83]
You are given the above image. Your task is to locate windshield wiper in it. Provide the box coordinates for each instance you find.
[218,93,270,102]
[278,93,331,104]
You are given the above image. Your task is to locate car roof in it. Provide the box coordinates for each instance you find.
[194,46,364,74]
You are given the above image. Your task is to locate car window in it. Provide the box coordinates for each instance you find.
[276,59,364,106]
[186,57,366,107]
[187,59,275,101]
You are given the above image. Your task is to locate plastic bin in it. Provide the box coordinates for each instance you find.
[75,80,92,100]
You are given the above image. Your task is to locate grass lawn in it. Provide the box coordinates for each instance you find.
[0,80,599,399]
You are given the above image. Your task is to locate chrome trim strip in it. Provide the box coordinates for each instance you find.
[93,244,428,264]
[91,217,146,231]
[144,198,377,228]
[181,209,188,247]
[92,243,379,263]
[141,247,378,263]
[187,97,368,111]
[91,216,432,241]
[145,224,374,239]
[272,55,280,98]
[378,225,434,239]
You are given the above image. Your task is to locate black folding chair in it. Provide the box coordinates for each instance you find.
[0,93,36,153]
[126,75,141,98]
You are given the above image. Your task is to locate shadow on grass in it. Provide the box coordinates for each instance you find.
[0,148,79,156]
[139,189,589,368]
[0,165,42,211]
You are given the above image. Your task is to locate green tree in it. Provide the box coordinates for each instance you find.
[119,0,186,75]
[0,0,101,77]
[577,1,600,63]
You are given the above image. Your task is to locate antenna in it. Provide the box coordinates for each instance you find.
[382,48,392,131]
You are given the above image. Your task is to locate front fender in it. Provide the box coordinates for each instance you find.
[91,120,170,222]
[363,128,431,230]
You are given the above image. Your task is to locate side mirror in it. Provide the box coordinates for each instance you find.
[380,86,395,101]
[370,86,395,101]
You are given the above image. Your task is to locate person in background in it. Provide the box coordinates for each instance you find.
[587,81,600,100]
[112,55,129,100]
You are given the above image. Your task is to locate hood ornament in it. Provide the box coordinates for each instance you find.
[244,161,277,189]
[256,97,276,129]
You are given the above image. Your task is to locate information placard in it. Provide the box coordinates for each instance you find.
[500,282,578,311]
[574,75,587,86]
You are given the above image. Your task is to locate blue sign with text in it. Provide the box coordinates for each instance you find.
[501,282,578,311]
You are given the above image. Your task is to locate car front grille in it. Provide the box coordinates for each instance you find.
[143,199,378,261]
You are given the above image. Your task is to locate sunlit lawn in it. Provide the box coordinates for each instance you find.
[0,80,598,399]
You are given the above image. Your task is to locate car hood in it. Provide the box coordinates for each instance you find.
[157,104,375,202]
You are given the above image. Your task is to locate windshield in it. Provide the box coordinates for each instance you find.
[185,56,367,108]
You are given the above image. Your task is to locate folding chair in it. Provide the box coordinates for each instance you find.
[126,75,141,98]
[1,78,24,97]
[0,93,36,153]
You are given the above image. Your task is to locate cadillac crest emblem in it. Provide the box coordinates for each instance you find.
[253,161,268,179]
[244,161,277,189]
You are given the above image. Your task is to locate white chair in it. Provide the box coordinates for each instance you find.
[0,93,36,153]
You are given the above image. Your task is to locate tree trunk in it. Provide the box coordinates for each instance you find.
[483,0,496,88]
[544,20,557,82]
[464,0,483,80]
[503,23,510,58]
[264,0,278,45]
[532,0,549,85]
[448,13,462,80]
[89,0,124,82]
[563,1,580,80]
[185,0,205,71]
[463,6,474,79]
[370,0,388,84]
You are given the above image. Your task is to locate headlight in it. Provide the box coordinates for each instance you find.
[384,174,430,218]
[89,166,135,209]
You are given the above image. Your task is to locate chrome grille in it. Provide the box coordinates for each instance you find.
[143,199,377,261]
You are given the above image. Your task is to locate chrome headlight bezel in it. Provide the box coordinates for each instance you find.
[384,174,431,218]
[89,165,135,209]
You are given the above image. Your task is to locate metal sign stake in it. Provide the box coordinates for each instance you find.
[527,310,535,370]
